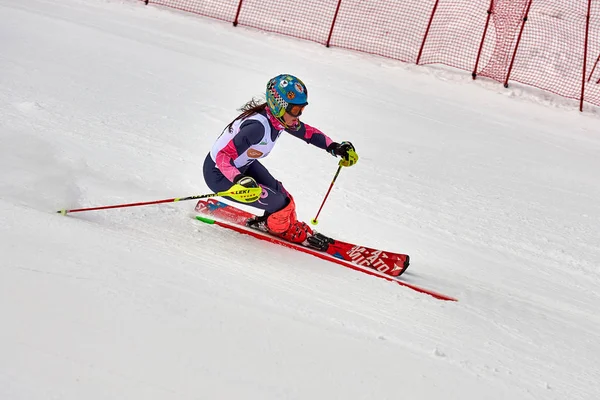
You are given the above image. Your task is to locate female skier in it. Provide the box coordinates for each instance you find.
[203,74,358,244]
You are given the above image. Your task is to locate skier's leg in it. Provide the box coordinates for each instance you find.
[203,155,287,213]
[203,153,236,193]
[266,195,313,243]
[205,155,312,242]
[244,161,312,243]
[243,160,289,214]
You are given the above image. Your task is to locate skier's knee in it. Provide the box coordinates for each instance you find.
[265,196,297,234]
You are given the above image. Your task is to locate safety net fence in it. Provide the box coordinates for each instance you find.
[140,0,600,111]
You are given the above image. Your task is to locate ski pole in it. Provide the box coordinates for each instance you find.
[56,185,261,215]
[310,163,343,225]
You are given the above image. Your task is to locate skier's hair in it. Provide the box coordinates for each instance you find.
[226,98,267,132]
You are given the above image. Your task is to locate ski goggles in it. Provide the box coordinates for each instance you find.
[286,103,307,117]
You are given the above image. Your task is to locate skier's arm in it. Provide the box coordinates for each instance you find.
[214,121,264,182]
[286,122,334,150]
[286,122,358,166]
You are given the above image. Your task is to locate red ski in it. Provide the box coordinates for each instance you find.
[195,199,409,277]
[194,199,457,301]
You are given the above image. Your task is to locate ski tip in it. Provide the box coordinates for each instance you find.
[397,255,410,277]
[195,215,216,224]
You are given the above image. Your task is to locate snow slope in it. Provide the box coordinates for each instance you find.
[1,0,599,399]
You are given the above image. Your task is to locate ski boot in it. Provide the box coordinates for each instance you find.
[306,232,334,251]
[278,220,313,244]
[246,213,269,232]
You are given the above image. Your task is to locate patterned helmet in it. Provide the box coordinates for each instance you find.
[266,74,308,118]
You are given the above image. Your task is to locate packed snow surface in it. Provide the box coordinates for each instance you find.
[1,0,599,399]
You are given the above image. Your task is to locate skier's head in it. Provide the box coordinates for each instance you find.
[266,74,308,121]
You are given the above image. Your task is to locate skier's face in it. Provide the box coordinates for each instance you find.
[282,112,299,127]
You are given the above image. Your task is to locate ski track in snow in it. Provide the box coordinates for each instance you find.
[1,0,600,399]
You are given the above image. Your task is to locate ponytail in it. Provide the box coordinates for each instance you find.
[225,98,267,132]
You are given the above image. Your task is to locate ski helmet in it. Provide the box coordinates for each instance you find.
[266,74,308,118]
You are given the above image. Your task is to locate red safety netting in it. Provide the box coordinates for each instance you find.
[328,0,437,63]
[475,0,532,84]
[506,0,592,101]
[418,0,492,72]
[144,0,600,110]
[234,0,338,44]
[587,10,600,106]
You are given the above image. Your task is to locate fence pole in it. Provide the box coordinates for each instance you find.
[416,0,440,65]
[472,0,495,79]
[233,0,244,27]
[503,0,533,88]
[580,0,592,112]
[326,0,343,47]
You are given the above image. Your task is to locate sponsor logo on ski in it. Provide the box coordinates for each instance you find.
[348,246,394,273]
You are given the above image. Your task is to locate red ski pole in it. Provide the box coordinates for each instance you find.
[56,185,261,215]
[310,164,343,226]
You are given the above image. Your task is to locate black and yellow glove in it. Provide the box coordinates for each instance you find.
[327,141,358,167]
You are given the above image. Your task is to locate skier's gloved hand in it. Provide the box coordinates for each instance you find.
[233,174,259,188]
[327,141,358,167]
